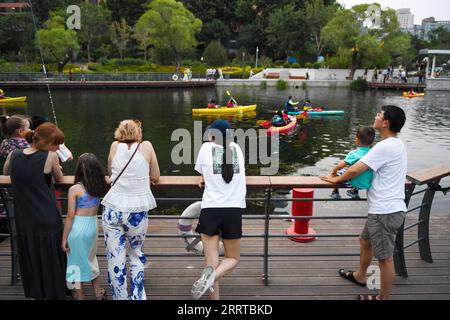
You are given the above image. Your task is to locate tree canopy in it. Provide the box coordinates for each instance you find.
[135,0,202,70]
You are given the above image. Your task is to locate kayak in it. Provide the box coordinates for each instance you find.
[402,92,425,98]
[288,109,345,116]
[261,116,297,136]
[0,96,27,104]
[192,104,256,115]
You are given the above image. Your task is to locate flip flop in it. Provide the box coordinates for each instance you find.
[338,269,367,287]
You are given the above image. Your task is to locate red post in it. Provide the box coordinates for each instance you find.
[286,188,316,242]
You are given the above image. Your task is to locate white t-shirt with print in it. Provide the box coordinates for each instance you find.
[360,137,407,214]
[195,142,246,209]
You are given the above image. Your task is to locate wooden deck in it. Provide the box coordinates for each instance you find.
[1,215,449,300]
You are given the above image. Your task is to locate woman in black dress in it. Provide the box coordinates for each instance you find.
[3,123,66,299]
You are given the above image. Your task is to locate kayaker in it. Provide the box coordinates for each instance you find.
[408,88,416,95]
[227,97,237,108]
[302,98,313,110]
[284,96,299,112]
[207,99,217,109]
[281,110,291,125]
[271,111,284,127]
[0,89,5,99]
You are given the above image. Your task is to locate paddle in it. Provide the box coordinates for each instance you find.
[226,90,238,106]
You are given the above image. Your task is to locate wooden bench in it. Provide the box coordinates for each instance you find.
[289,75,306,80]
[264,72,280,79]
[289,72,306,80]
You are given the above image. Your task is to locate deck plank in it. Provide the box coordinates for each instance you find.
[0,217,449,300]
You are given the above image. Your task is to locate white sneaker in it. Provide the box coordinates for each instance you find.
[191,266,216,299]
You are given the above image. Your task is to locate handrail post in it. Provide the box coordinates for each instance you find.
[418,180,440,263]
[0,188,20,286]
[394,183,415,278]
[262,188,271,286]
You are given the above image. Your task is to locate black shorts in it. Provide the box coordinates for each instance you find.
[195,207,243,240]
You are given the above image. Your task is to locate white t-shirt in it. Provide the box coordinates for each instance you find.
[195,142,246,208]
[360,137,407,214]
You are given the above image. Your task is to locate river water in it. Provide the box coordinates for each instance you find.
[4,86,450,214]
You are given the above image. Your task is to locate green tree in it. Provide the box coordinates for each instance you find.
[322,4,411,79]
[0,13,35,63]
[106,0,148,26]
[36,12,80,74]
[111,19,132,60]
[265,4,304,59]
[135,0,202,71]
[203,41,228,66]
[179,0,236,44]
[78,3,112,62]
[29,0,80,26]
[302,0,337,58]
[429,27,450,49]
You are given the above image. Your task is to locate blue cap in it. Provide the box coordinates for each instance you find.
[206,119,232,138]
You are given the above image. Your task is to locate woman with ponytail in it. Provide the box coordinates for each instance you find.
[191,120,246,300]
[3,122,67,299]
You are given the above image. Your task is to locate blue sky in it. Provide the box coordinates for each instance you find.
[337,0,450,23]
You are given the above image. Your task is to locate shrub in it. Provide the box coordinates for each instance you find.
[291,62,300,68]
[203,41,228,66]
[276,80,288,90]
[260,81,267,89]
[351,79,368,91]
[282,61,291,68]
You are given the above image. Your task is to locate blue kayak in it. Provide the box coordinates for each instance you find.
[288,109,345,116]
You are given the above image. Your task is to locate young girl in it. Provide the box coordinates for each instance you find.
[191,120,246,300]
[62,153,108,300]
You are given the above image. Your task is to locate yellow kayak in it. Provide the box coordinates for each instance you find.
[402,92,425,98]
[0,96,27,104]
[192,104,256,115]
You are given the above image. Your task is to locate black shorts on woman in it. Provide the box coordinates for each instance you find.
[195,207,243,239]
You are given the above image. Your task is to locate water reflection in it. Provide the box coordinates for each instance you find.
[4,87,449,177]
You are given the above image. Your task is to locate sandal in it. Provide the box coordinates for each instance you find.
[338,269,367,287]
[358,294,380,300]
[96,288,107,300]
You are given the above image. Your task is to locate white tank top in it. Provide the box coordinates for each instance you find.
[101,142,157,212]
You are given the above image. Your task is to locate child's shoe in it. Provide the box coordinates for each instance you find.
[346,188,360,199]
[330,190,341,200]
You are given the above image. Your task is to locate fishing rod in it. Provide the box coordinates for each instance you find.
[26,0,59,127]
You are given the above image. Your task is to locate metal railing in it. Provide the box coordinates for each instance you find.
[0,72,209,82]
[1,170,449,287]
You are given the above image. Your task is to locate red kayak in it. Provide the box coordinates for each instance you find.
[260,116,297,136]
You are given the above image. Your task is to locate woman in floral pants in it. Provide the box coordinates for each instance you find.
[102,120,160,300]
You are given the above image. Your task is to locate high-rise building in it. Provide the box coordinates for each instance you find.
[396,8,414,31]
[421,17,450,40]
